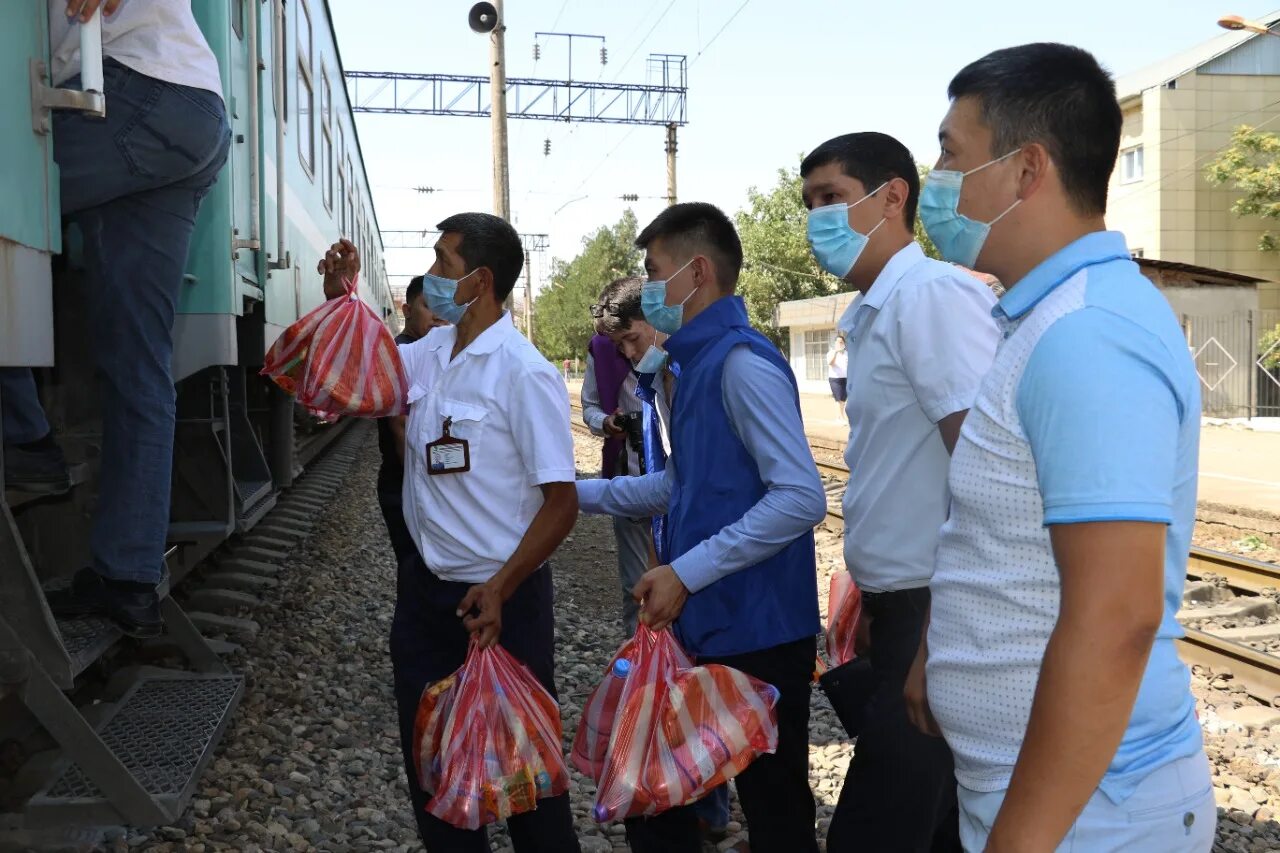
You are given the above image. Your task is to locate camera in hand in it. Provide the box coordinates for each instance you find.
[619,411,645,458]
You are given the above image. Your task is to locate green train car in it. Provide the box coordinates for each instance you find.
[0,0,393,831]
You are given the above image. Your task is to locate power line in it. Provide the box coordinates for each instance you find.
[690,0,750,66]
[608,0,680,84]
[548,0,571,32]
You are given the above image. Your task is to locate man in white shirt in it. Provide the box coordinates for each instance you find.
[355,213,581,852]
[802,132,1000,852]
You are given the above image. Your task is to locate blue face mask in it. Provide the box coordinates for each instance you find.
[422,269,479,325]
[635,329,668,374]
[640,259,696,335]
[806,182,887,279]
[918,151,1021,269]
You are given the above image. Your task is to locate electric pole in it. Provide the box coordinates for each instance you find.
[665,122,678,206]
[489,0,511,223]
[524,248,534,340]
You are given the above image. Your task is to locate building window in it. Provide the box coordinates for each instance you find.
[296,0,314,176]
[321,71,333,209]
[1131,248,1145,259]
[803,329,833,381]
[1121,146,1144,183]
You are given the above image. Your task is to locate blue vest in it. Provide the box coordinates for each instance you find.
[662,295,820,658]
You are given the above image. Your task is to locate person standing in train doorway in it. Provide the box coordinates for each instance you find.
[344,213,581,852]
[801,133,1000,852]
[576,203,827,853]
[0,0,230,637]
[906,44,1214,852]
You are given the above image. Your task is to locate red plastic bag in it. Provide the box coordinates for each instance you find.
[826,571,863,667]
[579,625,780,822]
[411,639,571,830]
[261,274,408,418]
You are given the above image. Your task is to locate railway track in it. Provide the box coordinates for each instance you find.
[570,396,1280,706]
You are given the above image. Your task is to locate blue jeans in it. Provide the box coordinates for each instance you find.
[957,750,1215,853]
[0,369,51,444]
[13,59,229,583]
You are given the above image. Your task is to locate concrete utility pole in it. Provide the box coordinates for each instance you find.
[665,123,678,206]
[523,248,534,340]
[489,0,511,224]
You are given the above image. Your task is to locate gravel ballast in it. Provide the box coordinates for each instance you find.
[44,430,1278,852]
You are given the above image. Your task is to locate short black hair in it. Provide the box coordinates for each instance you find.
[593,276,645,336]
[435,212,524,301]
[801,132,920,227]
[947,43,1121,216]
[635,202,743,290]
[405,274,424,305]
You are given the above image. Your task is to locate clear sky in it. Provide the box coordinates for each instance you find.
[328,0,1280,297]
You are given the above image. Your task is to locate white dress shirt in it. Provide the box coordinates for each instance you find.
[400,316,576,583]
[839,242,999,593]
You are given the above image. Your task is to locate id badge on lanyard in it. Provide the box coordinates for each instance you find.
[426,416,470,475]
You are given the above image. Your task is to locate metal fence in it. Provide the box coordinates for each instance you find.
[1183,309,1280,418]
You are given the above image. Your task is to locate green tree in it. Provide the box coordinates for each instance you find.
[532,210,642,362]
[735,167,840,347]
[1206,126,1280,251]
[1261,323,1280,371]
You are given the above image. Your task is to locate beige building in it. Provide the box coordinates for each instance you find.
[1110,13,1280,312]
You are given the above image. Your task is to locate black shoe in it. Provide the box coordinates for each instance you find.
[3,443,72,495]
[47,568,163,639]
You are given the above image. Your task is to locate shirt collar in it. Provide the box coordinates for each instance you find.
[425,311,514,357]
[861,241,926,311]
[995,231,1132,321]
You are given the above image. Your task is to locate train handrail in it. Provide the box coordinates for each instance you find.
[29,6,106,134]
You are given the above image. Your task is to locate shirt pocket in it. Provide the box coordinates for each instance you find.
[439,399,490,462]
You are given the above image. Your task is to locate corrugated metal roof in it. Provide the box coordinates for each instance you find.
[1115,11,1280,103]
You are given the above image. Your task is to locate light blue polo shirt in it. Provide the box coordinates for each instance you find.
[926,231,1205,803]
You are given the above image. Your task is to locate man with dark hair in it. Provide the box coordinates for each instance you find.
[577,202,827,852]
[334,212,580,852]
[801,131,999,852]
[907,44,1213,852]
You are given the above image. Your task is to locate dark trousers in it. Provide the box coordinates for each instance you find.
[624,636,819,853]
[826,587,961,853]
[378,495,419,570]
[389,554,580,853]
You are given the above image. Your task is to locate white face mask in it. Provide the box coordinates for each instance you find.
[635,328,668,374]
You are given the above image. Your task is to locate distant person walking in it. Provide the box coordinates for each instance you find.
[826,335,849,423]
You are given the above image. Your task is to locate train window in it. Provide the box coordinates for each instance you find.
[346,157,354,240]
[321,72,333,210]
[297,0,312,69]
[337,125,347,232]
[296,0,314,177]
[232,0,244,39]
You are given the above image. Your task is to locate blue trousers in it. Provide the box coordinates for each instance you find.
[0,370,50,444]
[390,554,580,853]
[1,59,228,583]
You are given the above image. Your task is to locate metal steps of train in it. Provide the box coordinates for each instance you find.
[43,551,176,686]
[23,669,243,828]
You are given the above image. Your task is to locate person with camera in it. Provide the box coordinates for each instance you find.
[582,327,650,636]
